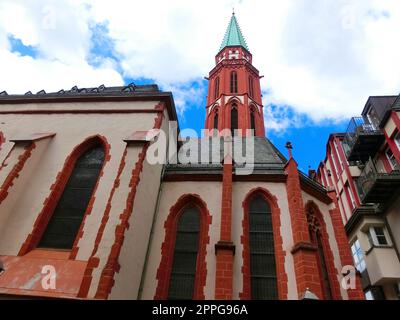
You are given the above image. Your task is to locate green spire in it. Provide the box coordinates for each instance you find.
[219,13,249,52]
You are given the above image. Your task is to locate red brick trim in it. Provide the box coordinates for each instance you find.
[0,131,5,151]
[327,191,365,300]
[0,143,36,205]
[305,201,342,300]
[94,108,164,299]
[94,143,148,299]
[154,194,212,300]
[285,158,324,299]
[18,135,111,256]
[214,160,234,300]
[379,150,393,173]
[384,129,400,165]
[240,187,288,300]
[77,148,128,298]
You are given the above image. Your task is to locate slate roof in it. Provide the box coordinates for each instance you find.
[166,137,286,174]
[0,83,159,98]
[165,136,329,198]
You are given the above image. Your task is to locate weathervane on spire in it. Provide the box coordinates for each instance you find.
[232,7,235,15]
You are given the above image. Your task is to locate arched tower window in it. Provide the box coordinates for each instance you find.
[213,111,219,130]
[168,206,200,300]
[248,195,278,299]
[248,76,254,98]
[250,109,256,133]
[214,77,220,100]
[307,206,333,300]
[231,105,238,135]
[230,71,238,94]
[38,144,105,249]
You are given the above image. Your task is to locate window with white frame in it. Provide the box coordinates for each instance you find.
[395,131,400,151]
[368,226,390,247]
[385,147,399,170]
[330,152,339,177]
[351,239,366,272]
[334,140,344,171]
[347,183,357,210]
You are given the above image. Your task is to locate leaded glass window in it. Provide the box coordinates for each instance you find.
[249,195,278,300]
[168,207,200,300]
[38,145,105,249]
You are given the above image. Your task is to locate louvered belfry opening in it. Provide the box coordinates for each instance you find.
[249,195,278,300]
[38,144,105,250]
[168,206,200,300]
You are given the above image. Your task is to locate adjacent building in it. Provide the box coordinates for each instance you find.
[317,95,400,300]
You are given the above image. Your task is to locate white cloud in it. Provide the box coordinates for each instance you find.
[0,0,123,94]
[0,0,399,127]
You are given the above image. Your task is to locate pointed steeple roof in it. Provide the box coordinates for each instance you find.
[219,13,249,52]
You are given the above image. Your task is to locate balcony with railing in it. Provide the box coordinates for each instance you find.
[343,117,385,162]
[356,157,400,205]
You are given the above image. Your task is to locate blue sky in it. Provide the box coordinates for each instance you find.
[1,0,399,172]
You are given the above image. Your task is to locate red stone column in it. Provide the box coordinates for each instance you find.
[285,157,324,299]
[327,190,365,300]
[214,153,235,300]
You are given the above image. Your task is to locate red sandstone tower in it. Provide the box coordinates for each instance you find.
[205,13,265,136]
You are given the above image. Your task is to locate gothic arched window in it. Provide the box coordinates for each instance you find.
[250,109,256,133]
[249,195,278,299]
[307,206,333,300]
[214,77,220,99]
[248,76,254,98]
[231,105,238,135]
[213,111,219,130]
[230,71,238,94]
[38,144,105,249]
[168,207,200,300]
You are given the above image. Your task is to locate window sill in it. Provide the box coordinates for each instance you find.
[365,245,393,255]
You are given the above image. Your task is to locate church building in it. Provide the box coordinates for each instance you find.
[0,14,364,300]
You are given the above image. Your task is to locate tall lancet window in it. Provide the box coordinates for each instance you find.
[38,144,105,249]
[214,77,220,99]
[250,109,256,133]
[249,195,278,299]
[248,76,254,98]
[213,111,219,130]
[307,207,333,300]
[230,71,238,93]
[168,207,200,300]
[231,105,238,135]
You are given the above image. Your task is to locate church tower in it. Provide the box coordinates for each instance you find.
[205,13,265,136]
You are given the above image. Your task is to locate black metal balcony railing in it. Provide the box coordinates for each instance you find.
[343,117,385,162]
[356,157,400,205]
